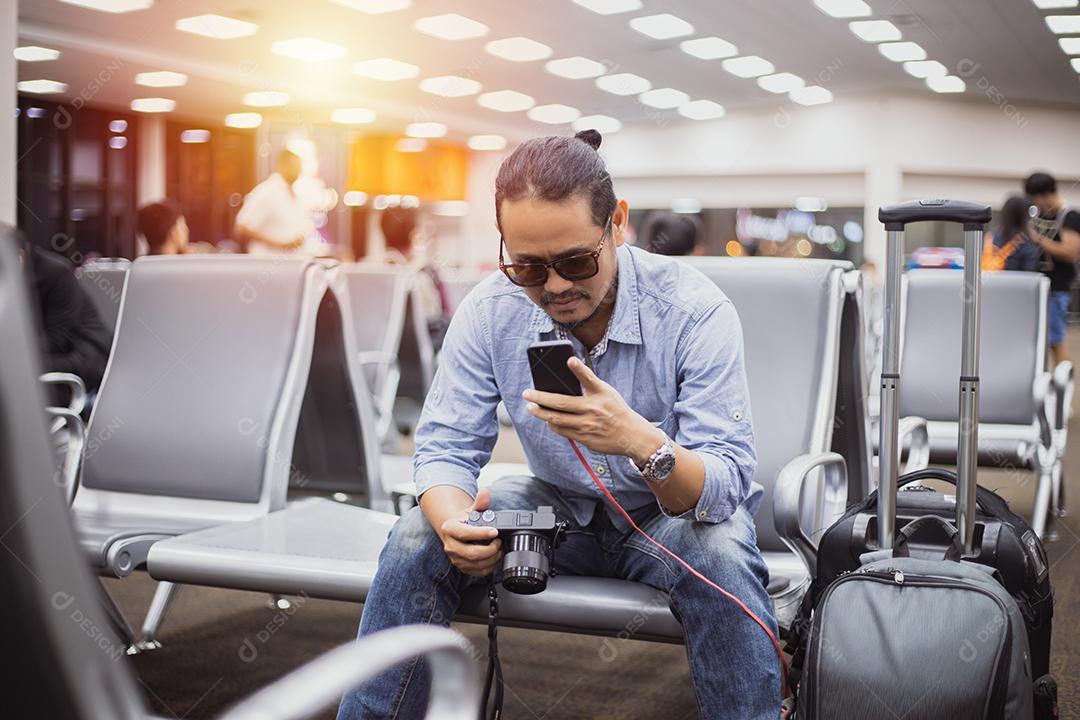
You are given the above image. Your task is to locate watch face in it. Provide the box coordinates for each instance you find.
[652,452,677,480]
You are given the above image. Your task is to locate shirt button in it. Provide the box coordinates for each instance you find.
[698,510,707,519]
[596,466,606,475]
[732,409,743,422]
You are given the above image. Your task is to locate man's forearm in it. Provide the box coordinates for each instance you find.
[626,423,705,515]
[418,485,476,536]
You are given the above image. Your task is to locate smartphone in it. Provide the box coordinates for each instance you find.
[527,340,582,396]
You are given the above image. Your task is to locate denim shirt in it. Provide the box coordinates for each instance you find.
[413,243,760,529]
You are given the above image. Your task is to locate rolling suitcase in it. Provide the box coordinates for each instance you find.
[790,200,1057,719]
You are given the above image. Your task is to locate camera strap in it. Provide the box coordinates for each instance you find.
[480,581,504,720]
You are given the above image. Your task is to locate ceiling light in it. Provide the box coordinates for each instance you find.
[432,201,470,217]
[1061,37,1080,54]
[1047,15,1080,34]
[757,72,805,93]
[1072,58,1080,72]
[796,196,828,212]
[331,0,410,13]
[629,13,695,40]
[849,20,902,42]
[468,134,508,150]
[272,37,346,62]
[420,75,482,96]
[14,46,60,62]
[721,55,775,78]
[352,57,420,81]
[243,91,289,106]
[595,72,652,95]
[225,112,262,128]
[406,122,447,138]
[679,37,738,60]
[812,0,871,18]
[331,107,376,124]
[180,129,211,143]
[527,104,581,124]
[17,79,67,94]
[130,97,176,113]
[790,85,833,105]
[573,114,622,133]
[396,139,427,153]
[485,37,553,62]
[175,14,258,39]
[677,100,725,120]
[545,56,608,79]
[671,198,702,214]
[926,75,966,93]
[571,0,642,14]
[109,119,127,133]
[343,191,368,206]
[135,71,187,87]
[639,87,689,109]
[414,14,489,41]
[903,60,947,78]
[26,107,45,119]
[878,42,926,62]
[108,136,127,149]
[58,0,151,12]
[1034,0,1077,6]
[477,90,535,112]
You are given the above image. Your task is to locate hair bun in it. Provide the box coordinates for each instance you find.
[574,128,602,150]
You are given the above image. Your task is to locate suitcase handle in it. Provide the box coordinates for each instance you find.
[898,468,994,514]
[893,515,963,562]
[878,199,992,229]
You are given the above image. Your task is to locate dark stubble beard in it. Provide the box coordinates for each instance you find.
[548,274,619,331]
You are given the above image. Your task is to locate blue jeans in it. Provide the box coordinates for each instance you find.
[1048,290,1070,347]
[337,476,780,719]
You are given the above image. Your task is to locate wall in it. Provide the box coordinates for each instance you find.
[0,2,15,225]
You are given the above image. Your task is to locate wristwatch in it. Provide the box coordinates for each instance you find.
[633,436,677,485]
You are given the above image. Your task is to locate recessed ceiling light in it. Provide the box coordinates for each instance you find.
[1059,37,1080,54]
[17,79,67,94]
[878,42,926,62]
[545,56,608,79]
[396,139,428,153]
[1034,0,1077,8]
[796,196,829,212]
[926,75,966,93]
[406,122,448,138]
[175,14,258,39]
[331,107,376,124]
[527,104,581,124]
[595,72,651,95]
[485,37,553,62]
[849,20,902,42]
[243,91,289,106]
[352,57,420,81]
[414,14,489,41]
[721,55,775,78]
[109,119,127,133]
[180,129,211,143]
[639,87,689,109]
[14,46,61,62]
[678,100,725,120]
[468,134,508,150]
[629,13,695,40]
[135,71,188,87]
[108,136,127,149]
[1047,15,1080,34]
[1072,57,1080,72]
[420,75,482,96]
[812,0,871,18]
[679,36,738,60]
[571,0,642,14]
[903,60,948,78]
[477,90,536,112]
[671,198,702,214]
[272,37,346,62]
[432,201,470,217]
[130,97,176,113]
[790,85,834,105]
[573,114,622,133]
[58,0,151,12]
[757,72,805,93]
[331,0,410,13]
[225,112,263,128]
[343,191,368,206]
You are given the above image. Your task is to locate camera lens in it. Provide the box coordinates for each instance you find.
[501,531,552,595]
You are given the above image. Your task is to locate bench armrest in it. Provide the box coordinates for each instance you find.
[1053,361,1073,433]
[898,415,929,474]
[1034,372,1054,450]
[39,372,86,415]
[774,452,846,579]
[45,406,85,505]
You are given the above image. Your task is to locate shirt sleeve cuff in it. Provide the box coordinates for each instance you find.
[414,460,479,500]
[655,452,741,524]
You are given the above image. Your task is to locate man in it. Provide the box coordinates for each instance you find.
[136,199,189,255]
[338,130,778,719]
[643,211,704,256]
[1024,171,1080,364]
[233,149,312,254]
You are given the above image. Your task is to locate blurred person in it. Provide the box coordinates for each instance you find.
[338,130,777,719]
[380,204,451,349]
[1024,172,1080,364]
[136,200,188,255]
[233,149,313,254]
[13,229,110,395]
[985,196,1040,272]
[644,211,704,256]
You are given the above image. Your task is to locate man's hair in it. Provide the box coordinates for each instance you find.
[380,206,417,255]
[644,213,699,256]
[136,200,183,254]
[1024,171,1057,197]
[494,129,616,229]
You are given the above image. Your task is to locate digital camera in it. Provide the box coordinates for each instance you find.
[465,505,567,594]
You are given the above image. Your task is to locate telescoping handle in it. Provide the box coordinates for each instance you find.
[876,200,992,556]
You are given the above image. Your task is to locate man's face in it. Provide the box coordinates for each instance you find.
[1030,192,1056,216]
[499,195,624,326]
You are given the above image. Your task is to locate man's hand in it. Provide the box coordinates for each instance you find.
[523,356,665,465]
[435,488,503,577]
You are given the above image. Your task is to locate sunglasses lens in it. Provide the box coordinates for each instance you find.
[504,264,548,287]
[554,254,599,281]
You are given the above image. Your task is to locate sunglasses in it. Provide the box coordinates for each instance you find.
[499,217,612,288]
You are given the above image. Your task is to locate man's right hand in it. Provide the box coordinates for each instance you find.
[424,487,503,577]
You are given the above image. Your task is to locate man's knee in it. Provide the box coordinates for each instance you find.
[382,506,444,570]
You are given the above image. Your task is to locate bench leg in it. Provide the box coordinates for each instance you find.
[1032,468,1053,540]
[97,580,138,655]
[136,581,182,651]
[268,595,292,610]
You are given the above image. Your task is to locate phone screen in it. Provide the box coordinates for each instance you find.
[527,340,583,396]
